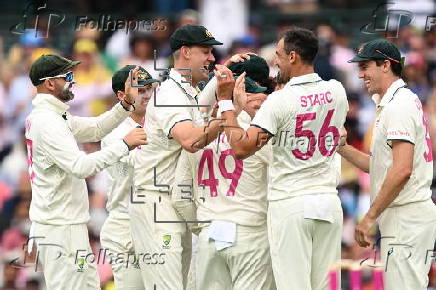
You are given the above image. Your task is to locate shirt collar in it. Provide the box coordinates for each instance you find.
[32,93,69,115]
[286,73,322,86]
[126,117,139,127]
[375,78,406,107]
[169,69,199,99]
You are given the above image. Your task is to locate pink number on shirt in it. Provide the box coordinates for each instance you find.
[292,112,316,160]
[198,149,219,197]
[25,139,35,181]
[292,109,339,160]
[218,149,243,196]
[422,114,433,162]
[318,109,340,156]
[198,149,244,197]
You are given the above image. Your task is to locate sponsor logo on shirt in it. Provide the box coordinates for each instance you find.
[77,257,85,272]
[387,130,411,137]
[163,234,171,249]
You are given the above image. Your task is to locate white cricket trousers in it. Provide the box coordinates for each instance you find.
[32,222,100,290]
[129,191,192,290]
[196,224,276,290]
[268,194,343,290]
[378,199,436,290]
[100,216,145,290]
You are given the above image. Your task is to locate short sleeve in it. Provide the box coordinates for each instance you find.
[251,91,282,136]
[384,103,417,145]
[154,85,194,137]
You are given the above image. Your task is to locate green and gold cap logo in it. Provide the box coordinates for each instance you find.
[205,29,213,38]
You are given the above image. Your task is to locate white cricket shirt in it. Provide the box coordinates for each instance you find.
[251,73,349,200]
[25,93,129,225]
[133,69,203,193]
[179,112,271,227]
[370,79,433,206]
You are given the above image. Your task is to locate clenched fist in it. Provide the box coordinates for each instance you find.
[123,127,147,150]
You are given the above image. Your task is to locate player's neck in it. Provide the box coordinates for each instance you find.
[379,76,401,97]
[37,88,67,103]
[130,113,145,126]
[289,65,314,79]
[173,62,199,88]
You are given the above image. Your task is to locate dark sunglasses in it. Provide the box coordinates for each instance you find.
[40,71,74,82]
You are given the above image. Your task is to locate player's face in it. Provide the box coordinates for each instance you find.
[135,84,155,115]
[188,45,215,84]
[357,60,384,95]
[47,77,75,102]
[275,39,292,83]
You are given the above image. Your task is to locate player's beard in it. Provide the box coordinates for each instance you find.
[59,82,75,101]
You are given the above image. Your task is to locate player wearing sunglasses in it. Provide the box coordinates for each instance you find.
[38,71,76,101]
[25,54,147,289]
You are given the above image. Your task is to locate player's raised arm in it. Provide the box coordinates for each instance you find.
[216,66,272,159]
[169,116,224,153]
[39,119,145,179]
[169,66,234,153]
[68,68,140,142]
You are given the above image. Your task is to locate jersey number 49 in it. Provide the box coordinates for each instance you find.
[198,149,243,197]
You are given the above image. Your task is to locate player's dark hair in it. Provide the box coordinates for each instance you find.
[375,59,402,77]
[281,27,318,64]
[259,77,276,94]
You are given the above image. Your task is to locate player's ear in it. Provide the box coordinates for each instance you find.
[116,90,125,101]
[181,46,191,60]
[45,79,55,92]
[288,51,296,64]
[382,60,391,73]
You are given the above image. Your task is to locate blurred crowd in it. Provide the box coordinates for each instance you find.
[1,3,436,290]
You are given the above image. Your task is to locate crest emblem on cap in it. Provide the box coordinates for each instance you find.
[357,45,364,54]
[205,29,213,38]
[138,72,149,80]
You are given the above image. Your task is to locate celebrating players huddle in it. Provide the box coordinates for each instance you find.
[25,24,436,290]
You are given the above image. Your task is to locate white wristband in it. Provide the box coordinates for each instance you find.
[218,100,235,113]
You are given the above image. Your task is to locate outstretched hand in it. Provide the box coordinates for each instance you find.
[223,53,255,67]
[123,66,140,106]
[233,72,247,114]
[214,65,235,101]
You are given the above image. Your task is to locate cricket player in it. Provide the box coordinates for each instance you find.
[100,65,159,290]
[130,25,232,289]
[173,66,275,289]
[25,54,147,289]
[339,39,436,289]
[214,27,349,289]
